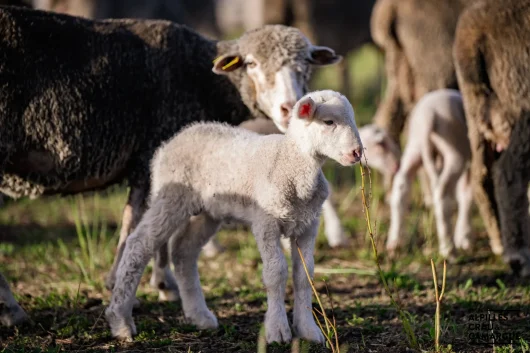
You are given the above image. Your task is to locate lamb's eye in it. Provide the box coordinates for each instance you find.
[246,61,257,68]
[324,120,334,126]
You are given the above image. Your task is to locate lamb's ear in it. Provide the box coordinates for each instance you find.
[296,97,316,120]
[212,53,245,74]
[308,46,342,66]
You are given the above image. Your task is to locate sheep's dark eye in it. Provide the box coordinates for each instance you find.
[324,120,334,126]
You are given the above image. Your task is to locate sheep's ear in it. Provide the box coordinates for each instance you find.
[212,54,245,75]
[296,97,316,120]
[308,46,342,66]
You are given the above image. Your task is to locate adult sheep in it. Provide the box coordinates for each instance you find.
[454,0,530,276]
[370,0,474,143]
[0,6,341,326]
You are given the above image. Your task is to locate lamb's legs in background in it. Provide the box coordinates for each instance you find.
[321,194,348,248]
[204,192,348,255]
[253,222,291,343]
[149,242,180,302]
[106,195,189,341]
[430,162,460,260]
[0,272,28,327]
[201,236,225,258]
[386,149,421,255]
[418,168,433,207]
[454,170,473,251]
[170,213,220,328]
[290,221,325,343]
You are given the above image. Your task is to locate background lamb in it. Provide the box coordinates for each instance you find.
[105,90,363,343]
[0,6,341,326]
[385,89,473,260]
[454,0,530,276]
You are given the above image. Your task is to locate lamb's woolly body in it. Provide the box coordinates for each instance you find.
[151,122,328,233]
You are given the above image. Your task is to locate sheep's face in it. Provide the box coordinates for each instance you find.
[290,91,363,166]
[358,124,401,175]
[213,25,342,132]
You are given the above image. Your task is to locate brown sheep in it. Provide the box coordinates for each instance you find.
[370,0,474,143]
[454,0,530,276]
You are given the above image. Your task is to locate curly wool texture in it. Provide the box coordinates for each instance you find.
[0,7,311,199]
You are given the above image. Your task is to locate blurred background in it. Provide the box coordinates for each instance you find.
[2,0,388,193]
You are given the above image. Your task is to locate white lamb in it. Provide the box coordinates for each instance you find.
[105,90,363,343]
[386,89,473,259]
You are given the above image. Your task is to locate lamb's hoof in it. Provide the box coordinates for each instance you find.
[325,224,348,249]
[294,320,325,344]
[149,268,180,302]
[265,314,292,343]
[188,309,218,329]
[0,303,29,327]
[327,232,350,249]
[202,241,226,258]
[455,237,471,252]
[158,289,180,302]
[105,307,137,342]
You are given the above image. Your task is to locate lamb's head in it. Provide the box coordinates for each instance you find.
[213,25,341,132]
[358,124,401,175]
[288,90,363,166]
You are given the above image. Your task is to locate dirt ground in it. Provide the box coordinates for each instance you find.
[1,184,530,353]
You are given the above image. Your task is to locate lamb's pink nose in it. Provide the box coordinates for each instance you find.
[352,147,362,162]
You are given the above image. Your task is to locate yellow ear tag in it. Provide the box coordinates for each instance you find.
[213,56,223,64]
[221,56,240,70]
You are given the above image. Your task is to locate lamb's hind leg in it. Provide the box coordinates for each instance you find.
[170,213,221,329]
[0,272,28,327]
[431,158,462,260]
[291,220,325,343]
[454,170,473,251]
[386,148,421,256]
[105,193,191,341]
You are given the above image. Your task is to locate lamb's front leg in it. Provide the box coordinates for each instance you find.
[291,220,325,344]
[254,223,291,343]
